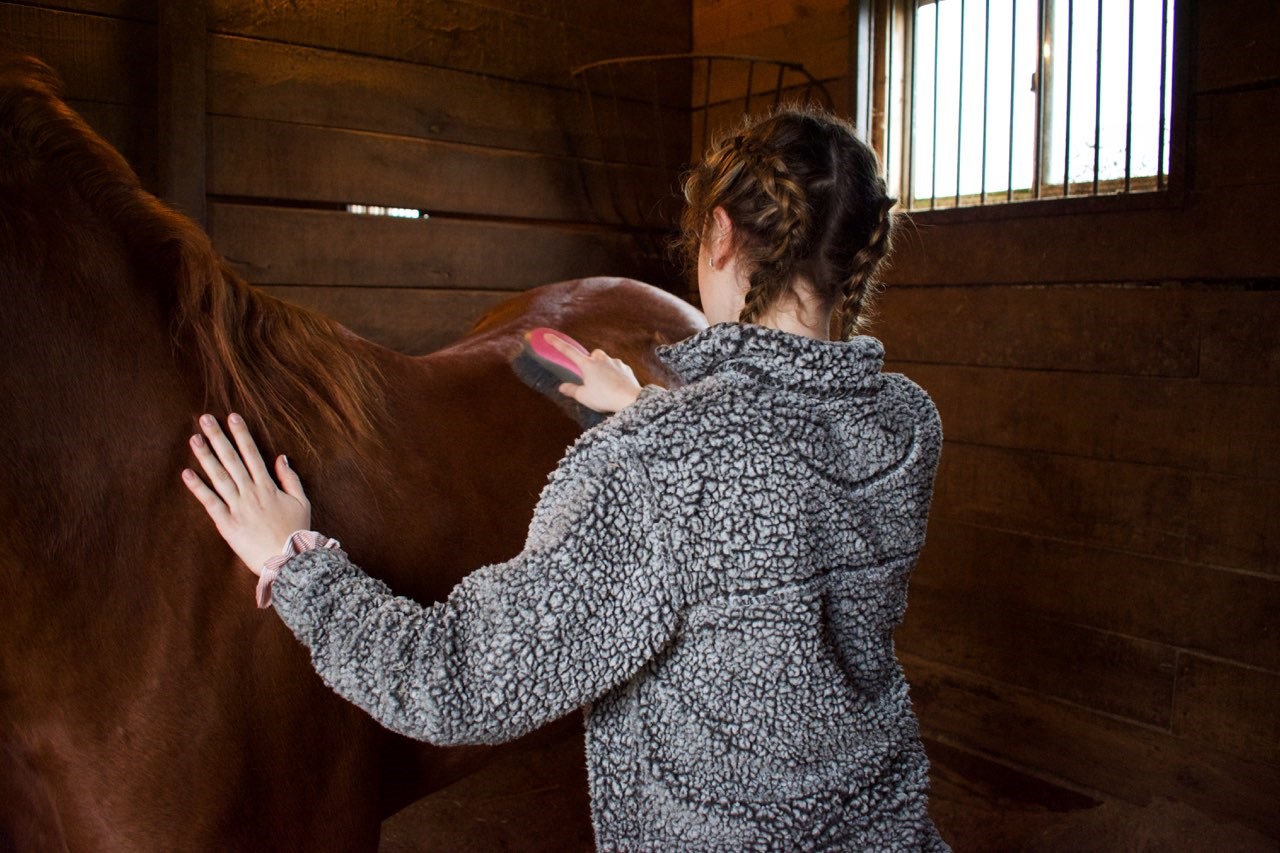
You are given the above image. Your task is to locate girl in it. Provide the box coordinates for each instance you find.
[183,105,947,851]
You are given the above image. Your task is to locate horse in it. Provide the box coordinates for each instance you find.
[0,53,706,850]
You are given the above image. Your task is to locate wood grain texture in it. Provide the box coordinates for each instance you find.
[874,285,1200,377]
[1194,87,1280,189]
[259,285,515,356]
[886,362,1280,479]
[912,520,1280,673]
[897,585,1177,727]
[930,443,1193,560]
[1198,290,1280,385]
[1194,0,1280,93]
[209,0,690,89]
[4,0,153,21]
[1188,474,1280,575]
[68,98,156,187]
[883,187,1280,285]
[0,2,155,104]
[1172,654,1280,765]
[208,115,677,225]
[208,35,689,165]
[901,654,1280,837]
[210,204,663,291]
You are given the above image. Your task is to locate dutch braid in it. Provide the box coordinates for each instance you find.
[838,195,896,339]
[676,105,895,335]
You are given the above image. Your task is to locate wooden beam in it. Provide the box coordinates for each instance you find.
[157,0,207,225]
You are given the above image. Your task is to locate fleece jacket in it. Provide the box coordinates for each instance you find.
[271,322,949,851]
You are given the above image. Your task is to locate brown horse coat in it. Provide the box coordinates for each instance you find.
[0,53,704,849]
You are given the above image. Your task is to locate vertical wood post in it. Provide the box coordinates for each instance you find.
[158,0,208,226]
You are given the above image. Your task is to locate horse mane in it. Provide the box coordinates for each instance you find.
[0,54,384,459]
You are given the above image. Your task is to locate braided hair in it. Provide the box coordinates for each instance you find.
[676,104,896,338]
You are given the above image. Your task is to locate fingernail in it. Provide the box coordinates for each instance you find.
[229,413,242,425]
[200,414,213,427]
[181,469,193,480]
[281,455,289,468]
[190,434,204,447]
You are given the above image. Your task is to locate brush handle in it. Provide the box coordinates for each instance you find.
[523,327,589,384]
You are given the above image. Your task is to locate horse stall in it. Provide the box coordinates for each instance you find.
[1,0,1278,850]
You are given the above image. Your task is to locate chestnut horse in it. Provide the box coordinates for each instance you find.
[0,54,705,849]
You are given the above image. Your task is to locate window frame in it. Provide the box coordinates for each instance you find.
[849,0,1191,222]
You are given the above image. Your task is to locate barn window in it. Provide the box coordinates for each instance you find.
[860,0,1177,210]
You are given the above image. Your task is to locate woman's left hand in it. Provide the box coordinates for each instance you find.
[182,413,311,575]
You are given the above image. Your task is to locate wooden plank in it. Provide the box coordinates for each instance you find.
[693,0,847,47]
[901,654,1280,836]
[0,2,154,104]
[1172,654,1280,766]
[911,520,1280,673]
[208,115,679,226]
[882,187,1280,285]
[6,0,153,19]
[1198,290,1280,385]
[1189,475,1280,575]
[67,98,156,188]
[930,443,1193,560]
[259,286,514,356]
[209,0,689,89]
[1194,0,1280,93]
[1194,87,1280,190]
[884,362,1280,480]
[692,0,848,95]
[897,586,1177,727]
[208,35,688,166]
[459,0,688,37]
[209,204,661,292]
[874,285,1200,377]
[157,0,206,225]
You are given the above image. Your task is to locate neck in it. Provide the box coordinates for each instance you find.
[756,291,833,341]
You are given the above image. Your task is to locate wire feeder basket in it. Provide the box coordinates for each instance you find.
[570,54,833,288]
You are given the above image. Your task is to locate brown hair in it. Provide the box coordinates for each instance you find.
[676,104,896,339]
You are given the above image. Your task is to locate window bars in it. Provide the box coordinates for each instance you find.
[872,0,1176,210]
[570,54,833,278]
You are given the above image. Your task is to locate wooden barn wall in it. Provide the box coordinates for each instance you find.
[882,0,1280,835]
[701,0,1280,829]
[697,0,1280,836]
[691,0,849,153]
[3,0,692,354]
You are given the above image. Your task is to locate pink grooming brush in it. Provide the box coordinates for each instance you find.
[521,327,589,385]
[511,326,604,428]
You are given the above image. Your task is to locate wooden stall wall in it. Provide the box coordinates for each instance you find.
[696,0,1279,837]
[4,0,692,355]
[2,2,159,188]
[875,1,1280,836]
[691,0,849,150]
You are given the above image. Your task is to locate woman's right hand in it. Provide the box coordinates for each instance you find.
[549,336,642,414]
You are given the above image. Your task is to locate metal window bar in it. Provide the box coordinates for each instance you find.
[1091,0,1103,195]
[894,0,1174,210]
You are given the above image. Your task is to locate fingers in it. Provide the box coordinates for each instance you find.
[275,455,309,504]
[225,413,272,485]
[197,414,253,493]
[181,467,231,526]
[557,382,581,401]
[547,334,590,369]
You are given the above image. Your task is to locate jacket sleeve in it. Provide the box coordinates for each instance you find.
[269,454,679,746]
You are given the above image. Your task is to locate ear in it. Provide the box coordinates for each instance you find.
[709,207,734,267]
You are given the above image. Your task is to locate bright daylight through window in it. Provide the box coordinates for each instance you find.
[872,0,1175,210]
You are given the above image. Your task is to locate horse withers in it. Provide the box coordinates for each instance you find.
[0,53,705,849]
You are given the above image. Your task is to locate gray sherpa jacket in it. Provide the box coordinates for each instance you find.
[271,323,948,851]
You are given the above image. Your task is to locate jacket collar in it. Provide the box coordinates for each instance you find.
[658,323,884,397]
